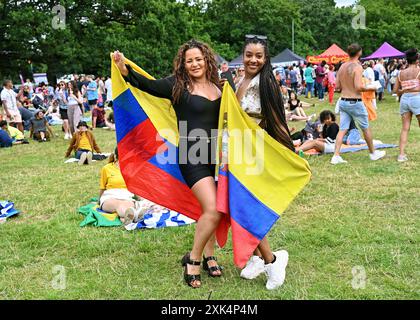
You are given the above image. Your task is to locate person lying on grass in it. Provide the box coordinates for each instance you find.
[99,147,145,225]
[0,120,29,145]
[295,110,339,154]
[64,121,102,165]
[29,110,54,142]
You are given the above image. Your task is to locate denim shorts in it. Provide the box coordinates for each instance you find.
[339,100,369,130]
[400,93,420,116]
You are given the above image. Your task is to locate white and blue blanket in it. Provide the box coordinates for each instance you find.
[125,206,195,231]
[0,200,20,222]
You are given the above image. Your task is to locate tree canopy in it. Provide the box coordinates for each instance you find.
[0,0,418,81]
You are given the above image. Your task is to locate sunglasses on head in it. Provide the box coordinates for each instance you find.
[245,34,268,42]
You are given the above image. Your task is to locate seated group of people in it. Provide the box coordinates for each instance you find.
[292,110,364,155]
[0,109,54,147]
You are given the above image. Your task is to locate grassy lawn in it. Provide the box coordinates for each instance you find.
[0,93,419,300]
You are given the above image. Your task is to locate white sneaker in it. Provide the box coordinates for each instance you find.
[369,150,386,161]
[78,152,87,165]
[265,250,289,290]
[86,151,93,164]
[331,155,347,165]
[397,155,408,162]
[240,256,265,280]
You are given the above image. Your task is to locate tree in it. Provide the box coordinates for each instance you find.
[0,0,418,83]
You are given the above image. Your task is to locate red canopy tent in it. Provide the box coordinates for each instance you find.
[307,44,349,65]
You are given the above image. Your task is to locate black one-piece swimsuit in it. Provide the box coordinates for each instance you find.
[123,65,220,188]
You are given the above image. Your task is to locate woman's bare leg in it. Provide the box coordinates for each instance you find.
[203,234,222,276]
[257,237,274,264]
[187,177,223,287]
[253,248,262,257]
[296,107,307,118]
[290,115,310,121]
[63,119,70,136]
[101,199,134,218]
[295,140,317,152]
[399,112,412,156]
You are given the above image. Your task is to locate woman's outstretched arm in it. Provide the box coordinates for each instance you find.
[112,51,174,100]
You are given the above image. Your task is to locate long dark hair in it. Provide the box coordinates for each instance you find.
[405,48,419,65]
[109,146,118,163]
[172,39,221,104]
[243,38,294,151]
[68,80,80,96]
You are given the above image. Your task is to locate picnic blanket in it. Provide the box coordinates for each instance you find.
[78,198,195,229]
[78,200,122,227]
[124,206,195,231]
[0,200,20,223]
[304,142,397,155]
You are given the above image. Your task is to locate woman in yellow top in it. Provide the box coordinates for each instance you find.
[99,147,144,225]
[65,121,102,165]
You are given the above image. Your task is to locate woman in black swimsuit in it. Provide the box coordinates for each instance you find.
[113,40,223,288]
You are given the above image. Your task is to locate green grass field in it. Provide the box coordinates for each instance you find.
[0,93,419,300]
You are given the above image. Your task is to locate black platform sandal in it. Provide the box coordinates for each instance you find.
[203,255,223,277]
[181,253,202,288]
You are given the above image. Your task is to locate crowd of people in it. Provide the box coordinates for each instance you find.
[227,56,413,107]
[0,74,115,146]
[222,48,419,163]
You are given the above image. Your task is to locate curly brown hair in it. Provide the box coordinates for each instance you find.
[172,39,221,104]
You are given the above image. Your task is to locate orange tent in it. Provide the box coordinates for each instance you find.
[307,44,349,65]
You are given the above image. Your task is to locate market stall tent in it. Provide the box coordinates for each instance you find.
[271,48,306,67]
[307,44,349,65]
[216,54,227,65]
[228,54,243,68]
[362,42,405,60]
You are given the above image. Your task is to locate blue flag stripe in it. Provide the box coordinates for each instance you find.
[114,89,149,143]
[228,172,280,240]
[147,139,186,184]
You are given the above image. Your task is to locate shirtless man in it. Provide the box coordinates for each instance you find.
[331,44,386,165]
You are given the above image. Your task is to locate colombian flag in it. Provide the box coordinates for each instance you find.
[111,56,202,221]
[216,84,311,268]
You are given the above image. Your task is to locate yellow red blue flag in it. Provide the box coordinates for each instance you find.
[216,83,311,267]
